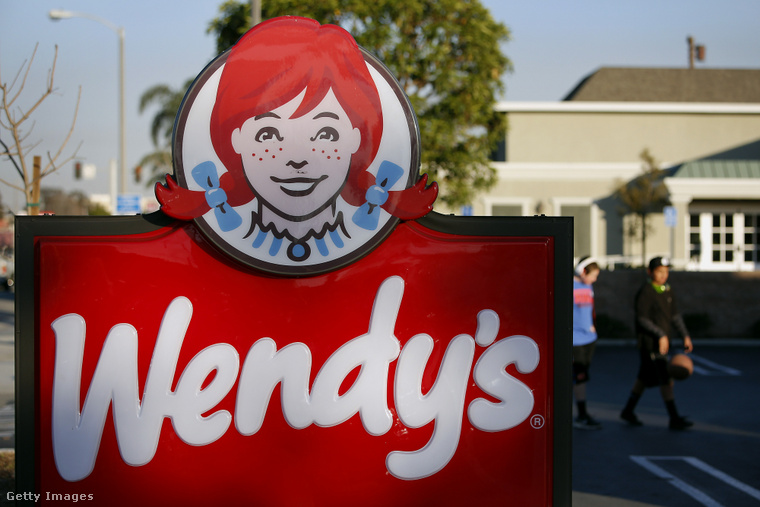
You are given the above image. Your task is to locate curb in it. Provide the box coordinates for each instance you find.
[597,338,760,347]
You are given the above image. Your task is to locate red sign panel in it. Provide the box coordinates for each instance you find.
[16,213,571,506]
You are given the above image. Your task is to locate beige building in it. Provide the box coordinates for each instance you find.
[481,67,760,271]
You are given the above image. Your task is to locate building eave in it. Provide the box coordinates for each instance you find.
[665,177,760,201]
[495,101,760,114]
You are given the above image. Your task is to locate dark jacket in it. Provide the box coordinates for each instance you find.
[634,282,689,355]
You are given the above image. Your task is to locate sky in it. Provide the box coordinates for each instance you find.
[1,0,759,212]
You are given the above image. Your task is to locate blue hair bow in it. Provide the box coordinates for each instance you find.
[352,160,404,230]
[192,161,242,232]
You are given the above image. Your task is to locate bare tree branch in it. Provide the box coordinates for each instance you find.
[0,44,81,213]
[0,175,25,194]
[0,136,25,182]
[45,140,82,179]
[42,86,82,177]
[13,46,59,127]
[4,44,39,109]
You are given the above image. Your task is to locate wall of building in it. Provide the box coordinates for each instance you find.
[480,169,675,261]
[478,104,760,270]
[505,110,760,164]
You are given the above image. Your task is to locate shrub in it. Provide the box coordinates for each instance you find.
[0,451,14,498]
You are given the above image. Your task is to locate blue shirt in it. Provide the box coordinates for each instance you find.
[573,279,597,346]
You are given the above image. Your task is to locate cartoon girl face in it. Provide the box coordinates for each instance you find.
[162,16,437,275]
[231,88,361,221]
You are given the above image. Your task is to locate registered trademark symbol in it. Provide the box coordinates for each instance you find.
[530,414,545,429]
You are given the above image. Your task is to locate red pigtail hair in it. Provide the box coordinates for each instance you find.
[156,171,252,220]
[383,174,438,220]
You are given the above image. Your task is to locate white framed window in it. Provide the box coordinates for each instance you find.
[553,198,599,260]
[689,205,760,271]
[482,197,532,217]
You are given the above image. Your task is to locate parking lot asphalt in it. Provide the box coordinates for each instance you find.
[571,342,760,507]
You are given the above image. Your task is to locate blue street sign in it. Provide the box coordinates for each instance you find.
[664,206,677,228]
[116,194,142,215]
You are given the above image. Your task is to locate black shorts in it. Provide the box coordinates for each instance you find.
[573,341,596,367]
[572,342,596,383]
[637,336,670,387]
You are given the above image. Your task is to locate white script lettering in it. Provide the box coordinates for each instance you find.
[52,298,239,481]
[51,276,539,482]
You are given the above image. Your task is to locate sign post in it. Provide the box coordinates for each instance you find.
[664,205,677,261]
[15,16,572,506]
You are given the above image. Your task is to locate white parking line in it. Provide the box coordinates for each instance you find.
[683,457,760,501]
[630,456,760,506]
[689,354,742,376]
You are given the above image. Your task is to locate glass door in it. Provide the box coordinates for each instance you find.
[740,213,760,270]
[691,212,759,271]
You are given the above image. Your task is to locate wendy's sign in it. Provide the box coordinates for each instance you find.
[15,16,571,506]
[160,16,435,276]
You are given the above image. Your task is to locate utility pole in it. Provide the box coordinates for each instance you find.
[687,36,706,69]
[49,10,127,196]
[251,0,261,27]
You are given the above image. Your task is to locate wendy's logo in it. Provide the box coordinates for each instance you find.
[157,16,437,276]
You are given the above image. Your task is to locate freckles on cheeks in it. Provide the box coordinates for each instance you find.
[251,148,283,162]
[312,148,341,161]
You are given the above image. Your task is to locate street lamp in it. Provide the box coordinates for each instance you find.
[49,9,127,199]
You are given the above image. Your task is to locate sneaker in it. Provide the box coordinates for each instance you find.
[620,410,644,427]
[574,415,602,430]
[669,416,694,431]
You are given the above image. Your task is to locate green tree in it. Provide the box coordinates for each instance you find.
[88,201,111,216]
[136,79,194,186]
[614,149,671,267]
[207,0,511,208]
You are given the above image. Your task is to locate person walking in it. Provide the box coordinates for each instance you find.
[620,256,694,430]
[573,257,602,429]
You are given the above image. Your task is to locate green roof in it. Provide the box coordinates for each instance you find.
[671,159,760,178]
